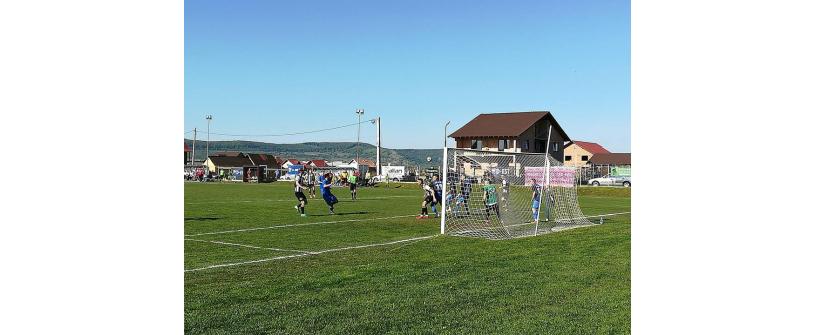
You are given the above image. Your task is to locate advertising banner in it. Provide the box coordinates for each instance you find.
[524,166,576,187]
[287,164,304,175]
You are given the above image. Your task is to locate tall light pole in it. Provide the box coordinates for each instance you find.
[355,109,364,163]
[444,121,450,148]
[205,115,212,163]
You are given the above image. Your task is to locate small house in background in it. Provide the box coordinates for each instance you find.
[349,159,377,174]
[281,159,301,170]
[564,141,611,167]
[205,152,281,182]
[588,153,631,177]
[304,159,329,168]
[449,111,571,162]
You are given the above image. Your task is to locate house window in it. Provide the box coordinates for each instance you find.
[523,140,529,150]
[565,155,572,161]
[470,140,483,150]
[498,139,508,151]
[553,142,559,152]
[581,155,589,161]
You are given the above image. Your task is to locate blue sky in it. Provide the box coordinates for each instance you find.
[185,0,630,151]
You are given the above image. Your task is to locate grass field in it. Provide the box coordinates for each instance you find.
[185,181,631,334]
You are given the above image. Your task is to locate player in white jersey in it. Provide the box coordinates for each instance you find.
[417,179,437,219]
[293,169,308,217]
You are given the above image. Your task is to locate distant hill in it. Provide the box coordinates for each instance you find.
[184,139,442,168]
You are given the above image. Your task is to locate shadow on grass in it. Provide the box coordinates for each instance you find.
[184,217,223,221]
[308,211,371,217]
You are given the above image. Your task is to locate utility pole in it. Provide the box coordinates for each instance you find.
[205,115,212,161]
[355,109,364,163]
[192,128,197,165]
[375,117,381,175]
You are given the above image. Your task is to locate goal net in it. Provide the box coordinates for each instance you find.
[441,148,594,239]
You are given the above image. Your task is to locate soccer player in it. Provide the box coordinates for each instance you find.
[461,175,472,215]
[501,175,509,204]
[531,178,542,223]
[321,172,338,214]
[348,172,358,200]
[293,169,308,217]
[417,179,436,219]
[482,178,500,223]
[307,170,317,198]
[543,184,555,222]
[431,175,443,218]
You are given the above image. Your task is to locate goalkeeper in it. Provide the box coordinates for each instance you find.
[482,178,500,222]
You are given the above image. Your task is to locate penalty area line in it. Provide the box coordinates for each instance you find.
[185,214,417,237]
[184,238,312,254]
[185,235,439,272]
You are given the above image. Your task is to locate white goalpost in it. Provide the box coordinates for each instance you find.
[440,146,595,240]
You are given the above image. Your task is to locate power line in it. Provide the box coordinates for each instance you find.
[197,118,377,137]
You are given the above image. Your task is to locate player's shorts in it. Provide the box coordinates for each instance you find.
[532,200,540,209]
[295,192,308,204]
[349,183,356,191]
[323,191,338,205]
[424,195,434,203]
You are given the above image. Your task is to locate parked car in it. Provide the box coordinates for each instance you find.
[371,175,398,183]
[587,174,631,187]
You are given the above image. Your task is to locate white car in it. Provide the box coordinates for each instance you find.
[371,175,402,182]
[587,174,631,187]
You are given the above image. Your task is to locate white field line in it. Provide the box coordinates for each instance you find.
[185,238,312,254]
[185,235,439,272]
[185,214,418,237]
[185,195,415,205]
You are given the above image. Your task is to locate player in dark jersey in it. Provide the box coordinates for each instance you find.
[321,172,338,214]
[461,175,473,215]
[293,169,308,217]
[431,175,443,218]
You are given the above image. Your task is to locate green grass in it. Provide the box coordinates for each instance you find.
[185,181,630,334]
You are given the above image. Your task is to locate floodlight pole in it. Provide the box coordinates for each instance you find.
[356,109,364,163]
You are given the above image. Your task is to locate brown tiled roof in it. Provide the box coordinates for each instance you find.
[570,141,610,154]
[247,153,281,168]
[358,159,376,166]
[208,155,253,168]
[589,153,631,165]
[213,151,243,157]
[307,159,329,167]
[448,111,570,140]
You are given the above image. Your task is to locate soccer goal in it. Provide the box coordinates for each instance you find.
[440,148,595,239]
